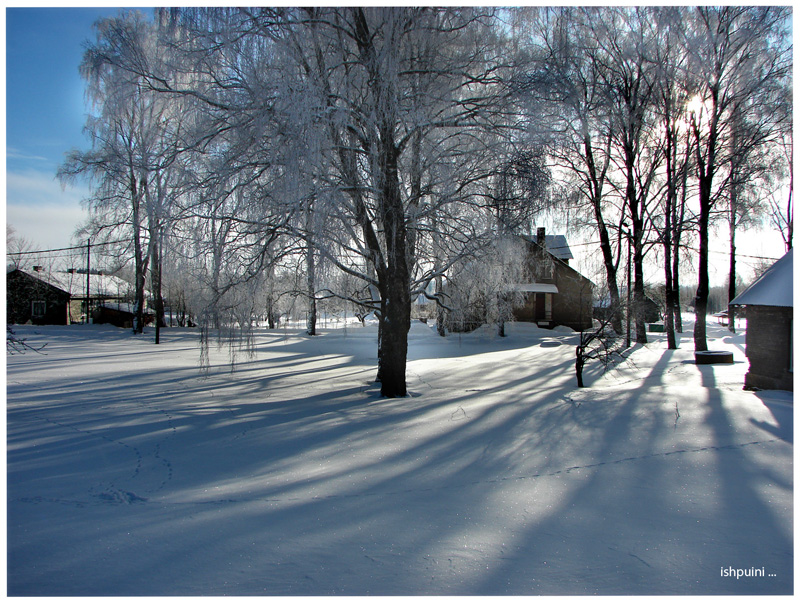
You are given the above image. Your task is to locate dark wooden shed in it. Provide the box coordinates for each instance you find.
[730,249,793,392]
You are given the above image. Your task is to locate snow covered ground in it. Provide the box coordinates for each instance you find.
[6,316,793,596]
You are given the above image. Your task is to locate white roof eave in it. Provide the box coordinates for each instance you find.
[509,283,559,294]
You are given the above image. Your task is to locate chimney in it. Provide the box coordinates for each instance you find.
[536,227,546,246]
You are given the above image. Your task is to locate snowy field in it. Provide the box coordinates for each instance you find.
[6,316,793,596]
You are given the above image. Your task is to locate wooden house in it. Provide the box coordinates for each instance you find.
[7,268,71,325]
[730,249,793,392]
[7,267,135,326]
[511,228,594,331]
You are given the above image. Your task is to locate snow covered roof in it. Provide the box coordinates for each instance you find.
[15,269,132,299]
[98,302,153,315]
[521,232,574,261]
[730,249,792,308]
[544,235,573,261]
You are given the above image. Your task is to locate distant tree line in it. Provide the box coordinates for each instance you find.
[58,7,792,396]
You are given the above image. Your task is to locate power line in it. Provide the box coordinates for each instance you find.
[549,238,783,262]
[9,234,784,265]
[8,238,131,256]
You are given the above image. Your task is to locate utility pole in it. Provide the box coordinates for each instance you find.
[155,229,162,345]
[86,239,91,324]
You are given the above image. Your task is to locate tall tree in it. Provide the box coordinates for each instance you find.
[684,6,791,351]
[266,8,518,396]
[60,13,163,334]
[650,7,693,349]
[523,7,624,335]
[591,7,663,345]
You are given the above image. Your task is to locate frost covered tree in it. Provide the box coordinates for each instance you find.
[60,12,189,337]
[518,7,624,336]
[265,8,520,396]
[124,7,523,396]
[445,235,530,336]
[683,6,791,351]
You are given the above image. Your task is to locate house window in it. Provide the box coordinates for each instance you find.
[32,300,46,318]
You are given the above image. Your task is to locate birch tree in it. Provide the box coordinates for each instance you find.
[269,8,517,396]
[60,12,173,335]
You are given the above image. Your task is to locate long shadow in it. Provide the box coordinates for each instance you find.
[19,323,788,595]
[750,392,793,444]
[8,323,588,595]
[467,384,682,594]
[699,392,793,594]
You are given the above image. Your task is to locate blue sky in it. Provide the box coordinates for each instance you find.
[6,6,144,250]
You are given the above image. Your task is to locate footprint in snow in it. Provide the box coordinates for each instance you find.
[95,489,148,505]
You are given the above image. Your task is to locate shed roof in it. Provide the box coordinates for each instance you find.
[730,248,793,308]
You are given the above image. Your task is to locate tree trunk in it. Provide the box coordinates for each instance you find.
[595,210,622,335]
[672,138,689,334]
[379,277,410,398]
[306,243,317,336]
[627,174,647,345]
[131,174,147,335]
[663,208,677,349]
[375,129,411,398]
[584,134,622,335]
[305,198,317,336]
[633,240,648,345]
[672,258,682,333]
[663,120,678,349]
[727,205,737,334]
[694,200,711,352]
[266,295,276,329]
[575,347,585,388]
[151,230,165,344]
[435,272,445,337]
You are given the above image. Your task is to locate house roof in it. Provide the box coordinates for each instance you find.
[12,269,132,299]
[730,248,793,308]
[543,235,573,261]
[7,268,71,298]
